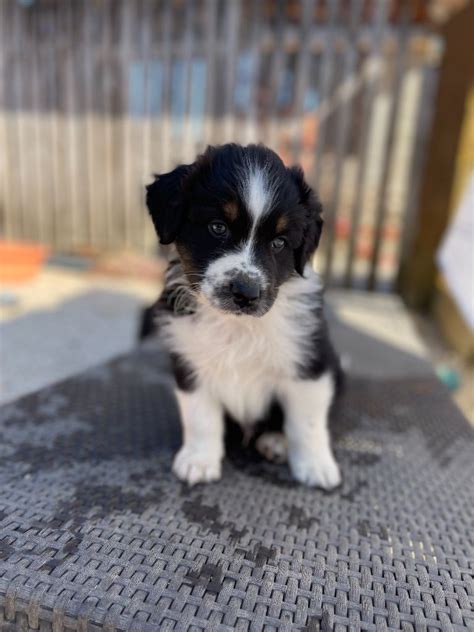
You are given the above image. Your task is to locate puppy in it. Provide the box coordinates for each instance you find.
[146,143,342,489]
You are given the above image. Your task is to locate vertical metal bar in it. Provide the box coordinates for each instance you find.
[203,0,218,147]
[102,0,113,247]
[51,1,66,249]
[221,0,240,142]
[64,0,80,249]
[35,1,60,248]
[141,0,154,250]
[0,0,15,240]
[31,3,47,245]
[122,0,133,248]
[323,0,363,285]
[368,2,411,291]
[87,0,108,250]
[243,1,263,145]
[397,59,439,282]
[8,3,24,240]
[14,3,29,240]
[182,1,196,162]
[290,0,316,164]
[83,0,96,246]
[344,0,388,287]
[265,0,286,151]
[312,0,339,191]
[0,0,10,238]
[159,0,173,172]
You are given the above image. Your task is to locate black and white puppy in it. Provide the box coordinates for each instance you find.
[146,143,342,489]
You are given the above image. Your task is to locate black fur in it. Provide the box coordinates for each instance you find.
[169,352,196,392]
[146,164,193,244]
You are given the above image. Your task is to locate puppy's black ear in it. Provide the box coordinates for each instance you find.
[146,164,193,244]
[289,165,324,276]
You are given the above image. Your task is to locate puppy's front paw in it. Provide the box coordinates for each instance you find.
[289,450,341,490]
[172,446,222,485]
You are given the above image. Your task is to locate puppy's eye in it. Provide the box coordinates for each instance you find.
[271,236,286,252]
[209,221,228,238]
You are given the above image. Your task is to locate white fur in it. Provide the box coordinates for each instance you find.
[201,250,266,305]
[281,373,341,488]
[242,166,275,221]
[256,432,288,463]
[172,389,223,484]
[164,266,340,489]
[165,266,321,423]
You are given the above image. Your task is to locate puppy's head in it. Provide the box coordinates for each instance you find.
[146,144,323,316]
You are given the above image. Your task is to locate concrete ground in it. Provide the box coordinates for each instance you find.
[0,266,158,404]
[1,263,472,423]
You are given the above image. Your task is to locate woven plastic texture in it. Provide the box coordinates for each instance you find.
[0,344,473,631]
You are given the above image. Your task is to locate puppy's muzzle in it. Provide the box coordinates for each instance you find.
[230,276,261,309]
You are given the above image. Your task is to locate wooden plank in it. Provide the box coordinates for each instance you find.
[159,0,173,172]
[289,0,316,165]
[322,0,363,285]
[203,0,218,147]
[396,64,438,269]
[53,0,76,251]
[2,2,23,241]
[63,0,80,249]
[141,0,155,252]
[0,0,7,237]
[182,0,196,162]
[243,1,263,145]
[368,2,411,291]
[29,2,49,245]
[107,0,127,249]
[219,0,240,143]
[100,0,114,248]
[47,2,64,248]
[312,0,339,191]
[81,0,97,247]
[126,0,148,251]
[399,1,474,307]
[0,0,14,239]
[265,0,287,152]
[344,0,388,287]
[121,0,134,249]
[15,3,39,242]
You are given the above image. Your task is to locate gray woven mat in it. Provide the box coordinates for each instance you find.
[0,344,473,631]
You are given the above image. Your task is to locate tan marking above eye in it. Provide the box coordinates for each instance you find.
[223,201,239,222]
[276,216,288,234]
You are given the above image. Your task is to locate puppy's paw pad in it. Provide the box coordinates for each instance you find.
[289,453,341,490]
[256,432,288,464]
[172,448,222,485]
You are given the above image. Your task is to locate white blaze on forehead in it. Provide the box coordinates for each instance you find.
[242,166,275,221]
[202,164,276,300]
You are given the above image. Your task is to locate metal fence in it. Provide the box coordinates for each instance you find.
[0,0,441,289]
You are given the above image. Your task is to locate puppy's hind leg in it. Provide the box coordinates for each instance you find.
[256,432,288,464]
[173,388,224,485]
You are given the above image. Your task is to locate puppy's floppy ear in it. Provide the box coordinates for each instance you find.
[288,165,324,276]
[146,163,193,244]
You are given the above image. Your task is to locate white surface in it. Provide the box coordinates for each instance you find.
[438,171,474,330]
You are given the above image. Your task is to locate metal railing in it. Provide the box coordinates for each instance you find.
[0,0,441,289]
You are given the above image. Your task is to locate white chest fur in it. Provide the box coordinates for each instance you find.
[161,269,322,424]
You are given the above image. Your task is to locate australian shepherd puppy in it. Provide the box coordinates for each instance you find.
[146,143,342,489]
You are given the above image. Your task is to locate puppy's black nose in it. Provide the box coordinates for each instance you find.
[230,278,261,307]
